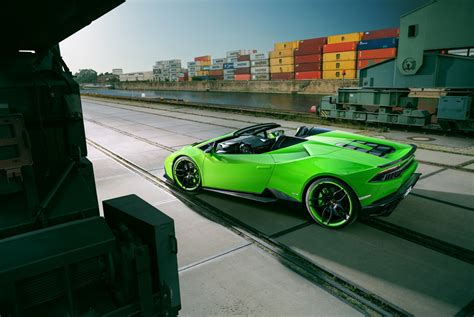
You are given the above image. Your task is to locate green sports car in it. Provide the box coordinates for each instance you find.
[164,123,420,228]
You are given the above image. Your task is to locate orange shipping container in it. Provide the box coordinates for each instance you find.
[327,32,362,44]
[194,55,211,62]
[234,74,251,81]
[323,51,357,62]
[323,42,358,53]
[358,48,397,60]
[295,71,321,80]
[357,58,389,69]
[269,49,294,58]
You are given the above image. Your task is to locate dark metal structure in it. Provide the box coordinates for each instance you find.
[319,0,474,131]
[0,1,180,316]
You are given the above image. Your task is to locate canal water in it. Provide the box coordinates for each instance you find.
[81,88,327,113]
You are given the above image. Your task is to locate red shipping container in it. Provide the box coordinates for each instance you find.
[357,58,388,69]
[358,48,397,60]
[210,70,224,76]
[295,63,322,72]
[235,67,251,74]
[295,54,322,64]
[295,45,323,56]
[235,74,251,81]
[237,54,251,61]
[271,72,294,80]
[362,28,399,41]
[323,42,358,53]
[194,55,211,62]
[295,71,321,80]
[298,37,326,48]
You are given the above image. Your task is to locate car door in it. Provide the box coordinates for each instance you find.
[202,152,275,194]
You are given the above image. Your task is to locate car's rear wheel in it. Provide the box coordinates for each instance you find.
[305,178,359,228]
[173,156,201,192]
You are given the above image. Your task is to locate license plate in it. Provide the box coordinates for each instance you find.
[403,186,413,198]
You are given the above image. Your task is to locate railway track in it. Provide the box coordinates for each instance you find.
[87,138,411,317]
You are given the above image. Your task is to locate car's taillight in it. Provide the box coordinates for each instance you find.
[370,159,414,182]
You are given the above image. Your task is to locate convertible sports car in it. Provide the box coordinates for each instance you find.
[164,123,420,228]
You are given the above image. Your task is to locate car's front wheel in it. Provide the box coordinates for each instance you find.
[305,178,359,228]
[173,156,201,192]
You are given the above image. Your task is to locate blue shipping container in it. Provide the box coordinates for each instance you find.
[223,63,234,69]
[357,37,398,51]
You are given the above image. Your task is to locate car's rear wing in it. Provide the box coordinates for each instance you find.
[378,144,417,168]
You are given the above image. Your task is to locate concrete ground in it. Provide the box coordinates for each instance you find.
[82,96,474,317]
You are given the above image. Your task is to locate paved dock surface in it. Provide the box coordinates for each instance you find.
[83,96,474,317]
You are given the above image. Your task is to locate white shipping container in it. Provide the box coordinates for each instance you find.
[234,61,250,68]
[224,74,235,80]
[187,61,197,67]
[252,74,270,80]
[226,50,244,58]
[251,60,269,67]
[251,66,269,74]
[223,69,235,75]
[188,71,198,77]
[226,57,238,63]
[250,52,268,60]
[210,64,224,70]
[188,66,200,72]
[212,58,226,64]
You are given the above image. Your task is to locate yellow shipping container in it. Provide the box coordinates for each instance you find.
[323,60,357,71]
[274,41,299,50]
[198,61,211,66]
[197,71,209,76]
[269,49,294,58]
[327,32,363,44]
[323,51,357,62]
[270,57,294,66]
[270,65,294,73]
[322,70,357,79]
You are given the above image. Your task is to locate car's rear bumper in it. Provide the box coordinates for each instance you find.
[361,173,421,217]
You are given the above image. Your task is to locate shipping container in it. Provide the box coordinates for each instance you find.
[234,74,251,81]
[295,62,322,72]
[322,70,357,79]
[298,37,326,48]
[251,66,270,74]
[323,60,357,71]
[271,72,294,80]
[251,59,269,67]
[223,68,235,75]
[227,57,239,63]
[223,63,234,69]
[187,61,197,67]
[201,66,210,71]
[234,61,250,68]
[224,74,235,80]
[269,49,294,58]
[188,71,197,77]
[270,57,294,66]
[323,42,358,53]
[270,65,294,73]
[295,71,321,80]
[188,66,200,72]
[274,41,299,50]
[323,51,357,62]
[235,67,251,74]
[226,49,257,58]
[295,45,324,56]
[250,52,268,60]
[327,32,362,44]
[358,47,397,59]
[252,74,270,80]
[357,58,388,69]
[238,54,251,61]
[295,54,322,64]
[212,58,226,64]
[195,55,211,62]
[362,27,399,41]
[209,70,224,76]
[358,37,398,51]
[210,64,223,70]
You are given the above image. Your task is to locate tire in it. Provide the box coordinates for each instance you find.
[305,177,359,229]
[172,156,201,192]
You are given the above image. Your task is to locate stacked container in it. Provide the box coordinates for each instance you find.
[357,28,399,69]
[209,57,225,80]
[225,50,256,80]
[294,37,326,80]
[153,59,182,82]
[322,32,362,79]
[235,54,251,80]
[194,55,211,80]
[270,41,298,80]
[250,52,270,81]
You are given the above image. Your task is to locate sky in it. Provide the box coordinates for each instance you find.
[60,0,429,74]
